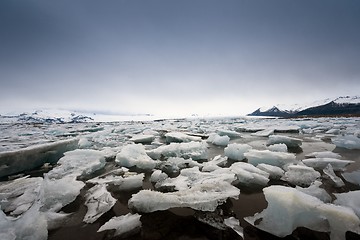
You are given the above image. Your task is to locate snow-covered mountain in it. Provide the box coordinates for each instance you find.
[249,96,360,117]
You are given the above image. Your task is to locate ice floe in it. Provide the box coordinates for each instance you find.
[147,141,208,160]
[165,132,201,143]
[256,163,284,180]
[98,213,142,237]
[230,162,270,187]
[83,184,116,223]
[305,151,342,159]
[224,143,252,161]
[342,170,360,186]
[129,181,240,213]
[302,157,354,171]
[323,164,345,187]
[224,217,244,238]
[334,190,360,218]
[206,133,230,146]
[129,134,155,144]
[332,135,360,150]
[282,164,320,186]
[244,149,296,168]
[245,185,360,240]
[295,181,331,203]
[267,135,302,148]
[267,143,288,152]
[251,128,274,137]
[115,144,157,170]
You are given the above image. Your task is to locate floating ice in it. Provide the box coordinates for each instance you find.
[0,176,42,216]
[47,149,106,179]
[128,181,240,213]
[230,162,270,187]
[282,164,320,187]
[323,164,345,187]
[78,137,92,149]
[40,175,85,212]
[202,155,228,172]
[334,191,360,218]
[0,139,78,178]
[129,134,155,144]
[165,132,201,143]
[87,172,144,191]
[160,157,202,176]
[116,144,157,170]
[251,128,274,137]
[302,157,354,171]
[156,167,236,191]
[207,133,230,146]
[224,143,252,161]
[98,213,142,237]
[342,170,360,186]
[267,135,302,148]
[224,217,244,238]
[296,181,331,203]
[332,135,360,150]
[267,143,288,152]
[244,149,296,168]
[83,184,116,223]
[147,141,208,161]
[150,170,168,183]
[257,163,284,180]
[216,129,241,138]
[305,151,342,159]
[245,185,360,240]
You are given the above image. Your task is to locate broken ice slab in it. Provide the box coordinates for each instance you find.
[245,185,360,240]
[267,135,302,148]
[224,143,252,161]
[230,162,270,187]
[334,190,360,218]
[0,138,78,178]
[282,164,321,187]
[115,144,157,170]
[97,213,141,237]
[128,181,240,213]
[244,149,296,168]
[129,134,155,144]
[342,170,360,186]
[165,132,202,143]
[323,164,345,187]
[332,135,360,150]
[305,151,342,159]
[302,157,354,171]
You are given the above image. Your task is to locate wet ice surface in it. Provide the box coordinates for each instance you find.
[0,117,360,240]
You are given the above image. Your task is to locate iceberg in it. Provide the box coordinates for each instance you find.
[224,143,252,161]
[97,213,141,237]
[267,135,302,148]
[245,185,360,240]
[47,149,106,179]
[282,164,320,187]
[83,184,116,223]
[128,181,240,213]
[244,149,296,168]
[115,144,157,170]
[302,157,354,171]
[147,141,208,161]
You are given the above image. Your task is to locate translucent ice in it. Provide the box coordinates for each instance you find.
[296,181,331,203]
[305,151,341,159]
[302,157,354,171]
[323,164,345,187]
[130,134,155,144]
[282,164,320,187]
[257,163,284,180]
[230,162,270,187]
[207,133,230,146]
[224,143,252,161]
[334,190,360,218]
[147,141,208,160]
[244,149,296,168]
[129,181,240,213]
[267,143,288,152]
[116,144,157,170]
[98,213,141,237]
[332,135,360,150]
[251,128,274,137]
[165,132,201,143]
[83,184,116,223]
[245,185,360,240]
[224,217,244,238]
[267,135,302,148]
[342,170,360,186]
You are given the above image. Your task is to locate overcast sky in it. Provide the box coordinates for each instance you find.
[1,0,359,116]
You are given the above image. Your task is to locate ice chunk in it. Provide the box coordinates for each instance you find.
[302,157,354,171]
[160,157,202,174]
[0,176,42,216]
[207,133,230,146]
[296,181,331,203]
[267,143,288,152]
[332,135,360,150]
[83,184,116,223]
[305,151,342,159]
[224,217,244,238]
[224,143,252,161]
[147,141,208,161]
[251,128,274,137]
[202,155,227,172]
[257,163,284,180]
[156,167,236,191]
[216,129,241,138]
[165,132,201,143]
[244,149,296,168]
[117,173,144,191]
[98,213,141,237]
[334,191,360,218]
[128,181,240,213]
[47,149,106,179]
[0,138,78,178]
[129,134,155,144]
[342,170,360,186]
[245,185,360,240]
[40,175,85,212]
[267,135,302,148]
[282,164,320,187]
[323,164,345,187]
[78,137,92,149]
[150,170,168,183]
[230,162,270,187]
[115,144,157,170]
